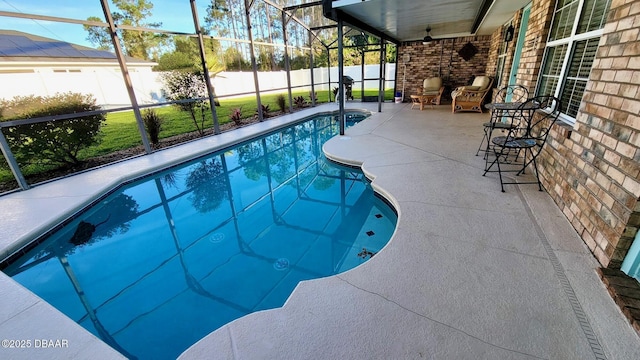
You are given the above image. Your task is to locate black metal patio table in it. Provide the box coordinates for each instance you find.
[477,101,525,158]
[482,96,562,192]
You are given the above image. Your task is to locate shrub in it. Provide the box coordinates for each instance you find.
[0,92,106,167]
[142,109,164,145]
[293,96,306,109]
[276,94,286,113]
[230,107,243,126]
[161,70,209,136]
[255,104,271,118]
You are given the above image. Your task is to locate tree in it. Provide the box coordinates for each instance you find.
[277,52,308,70]
[256,45,278,71]
[84,16,113,50]
[155,36,225,74]
[223,47,251,71]
[83,0,167,60]
[185,157,227,213]
[154,49,195,71]
[204,0,231,38]
[0,93,106,167]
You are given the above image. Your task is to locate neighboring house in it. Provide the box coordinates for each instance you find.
[0,30,394,107]
[0,30,162,108]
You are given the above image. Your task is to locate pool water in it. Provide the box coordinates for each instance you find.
[2,112,397,360]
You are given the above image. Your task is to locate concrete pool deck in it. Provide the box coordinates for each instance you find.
[1,102,639,359]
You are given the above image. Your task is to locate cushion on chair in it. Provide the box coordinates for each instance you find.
[461,86,481,91]
[422,77,442,92]
[471,76,491,91]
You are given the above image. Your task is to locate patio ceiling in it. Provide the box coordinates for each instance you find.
[329,0,531,42]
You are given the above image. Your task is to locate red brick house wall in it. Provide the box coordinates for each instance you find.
[531,0,640,268]
[483,0,640,269]
[396,36,492,102]
[396,0,639,270]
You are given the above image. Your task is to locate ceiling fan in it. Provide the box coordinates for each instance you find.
[422,27,433,44]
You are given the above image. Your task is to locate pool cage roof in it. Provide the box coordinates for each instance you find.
[0,0,397,191]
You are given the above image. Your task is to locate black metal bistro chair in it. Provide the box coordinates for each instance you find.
[483,95,561,192]
[476,84,529,157]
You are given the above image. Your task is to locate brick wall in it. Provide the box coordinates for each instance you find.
[536,0,640,268]
[394,0,639,269]
[478,0,639,268]
[396,36,492,102]
[486,30,501,88]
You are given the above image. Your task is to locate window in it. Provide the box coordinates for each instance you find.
[536,0,611,124]
[0,69,35,74]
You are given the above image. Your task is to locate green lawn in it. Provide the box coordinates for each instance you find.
[1,89,394,185]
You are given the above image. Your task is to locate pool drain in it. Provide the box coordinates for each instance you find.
[209,233,225,243]
[273,258,290,271]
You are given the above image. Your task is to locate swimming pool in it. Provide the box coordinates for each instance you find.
[1,112,397,360]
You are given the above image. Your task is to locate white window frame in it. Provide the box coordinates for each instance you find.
[536,0,609,125]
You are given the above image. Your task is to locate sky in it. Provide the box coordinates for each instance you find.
[0,0,210,48]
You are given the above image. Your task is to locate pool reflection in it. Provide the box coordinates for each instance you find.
[3,113,396,360]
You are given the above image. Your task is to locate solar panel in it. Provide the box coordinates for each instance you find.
[0,41,29,56]
[43,49,66,57]
[59,48,80,57]
[0,34,117,59]
[79,49,116,59]
[9,36,33,47]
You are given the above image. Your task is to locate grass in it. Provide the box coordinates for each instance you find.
[1,89,394,185]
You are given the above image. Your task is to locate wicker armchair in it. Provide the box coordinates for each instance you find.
[420,77,445,105]
[411,77,444,110]
[451,76,494,113]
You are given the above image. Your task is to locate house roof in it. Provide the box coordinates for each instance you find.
[0,30,155,66]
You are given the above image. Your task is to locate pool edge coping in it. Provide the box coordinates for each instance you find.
[0,103,398,359]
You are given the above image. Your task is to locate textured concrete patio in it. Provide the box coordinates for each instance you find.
[1,102,639,359]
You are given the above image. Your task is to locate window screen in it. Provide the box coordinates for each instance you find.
[536,0,611,124]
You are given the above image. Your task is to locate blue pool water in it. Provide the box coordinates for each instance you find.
[2,112,397,360]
